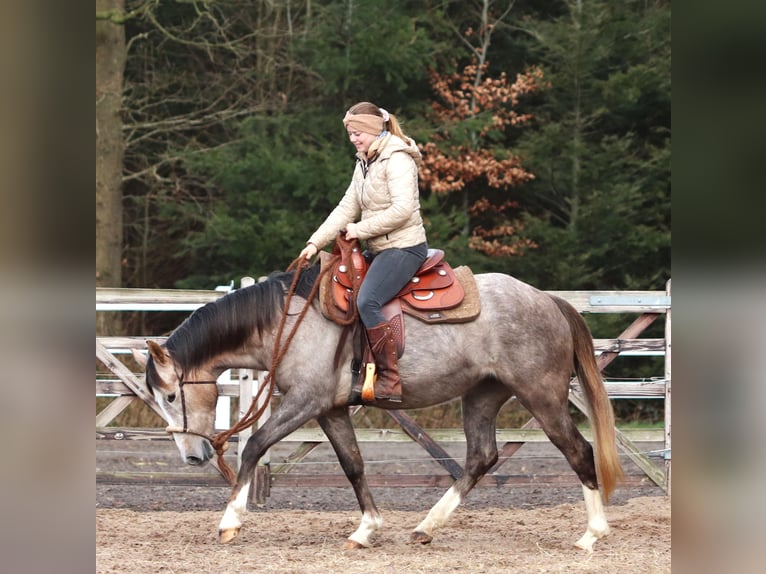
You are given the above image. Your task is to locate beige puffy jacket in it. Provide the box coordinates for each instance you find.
[307,134,427,254]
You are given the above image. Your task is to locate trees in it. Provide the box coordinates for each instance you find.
[418,60,543,262]
[402,1,546,271]
[116,0,445,290]
[505,0,671,290]
[96,0,670,299]
[120,1,303,289]
[96,0,127,335]
[150,0,449,286]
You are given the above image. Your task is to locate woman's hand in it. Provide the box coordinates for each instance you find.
[344,222,359,239]
[299,242,318,260]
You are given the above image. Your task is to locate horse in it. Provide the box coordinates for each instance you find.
[132,265,623,552]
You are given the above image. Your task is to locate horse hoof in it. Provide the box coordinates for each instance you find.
[575,529,605,553]
[219,527,241,544]
[410,531,433,545]
[342,539,365,550]
[574,536,596,553]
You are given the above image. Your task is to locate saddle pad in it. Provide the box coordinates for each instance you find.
[401,266,481,324]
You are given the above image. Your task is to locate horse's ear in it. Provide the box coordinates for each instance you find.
[131,348,147,368]
[147,340,169,365]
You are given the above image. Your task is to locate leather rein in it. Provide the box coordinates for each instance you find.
[166,254,345,485]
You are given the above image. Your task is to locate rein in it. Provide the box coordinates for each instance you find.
[189,253,353,485]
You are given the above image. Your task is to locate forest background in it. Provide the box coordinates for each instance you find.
[96,0,670,424]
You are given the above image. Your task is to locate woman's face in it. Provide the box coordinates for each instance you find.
[347,128,377,155]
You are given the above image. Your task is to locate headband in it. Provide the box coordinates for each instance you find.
[342,109,389,135]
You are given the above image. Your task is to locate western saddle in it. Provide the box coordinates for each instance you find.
[318,232,471,403]
[320,233,465,330]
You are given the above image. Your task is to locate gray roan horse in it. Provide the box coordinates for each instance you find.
[133,265,623,552]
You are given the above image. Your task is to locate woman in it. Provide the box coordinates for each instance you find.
[299,102,428,402]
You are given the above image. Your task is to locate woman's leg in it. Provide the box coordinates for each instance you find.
[357,244,427,401]
[358,244,428,326]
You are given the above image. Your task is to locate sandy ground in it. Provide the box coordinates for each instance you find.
[96,439,670,573]
[96,497,670,573]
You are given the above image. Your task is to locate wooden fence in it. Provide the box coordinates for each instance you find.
[97,278,671,501]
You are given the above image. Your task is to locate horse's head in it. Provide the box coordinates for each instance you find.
[133,340,218,466]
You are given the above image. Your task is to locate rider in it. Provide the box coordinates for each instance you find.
[299,102,428,402]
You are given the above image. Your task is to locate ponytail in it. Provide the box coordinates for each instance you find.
[386,114,411,146]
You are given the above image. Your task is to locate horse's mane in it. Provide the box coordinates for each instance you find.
[165,264,321,372]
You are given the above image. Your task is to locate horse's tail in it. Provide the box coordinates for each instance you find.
[551,296,624,502]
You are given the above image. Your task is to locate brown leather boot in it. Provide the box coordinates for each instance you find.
[366,321,402,402]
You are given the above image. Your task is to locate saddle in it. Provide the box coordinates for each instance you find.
[318,233,481,404]
[320,234,466,328]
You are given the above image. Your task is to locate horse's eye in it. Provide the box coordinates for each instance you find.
[167,393,176,403]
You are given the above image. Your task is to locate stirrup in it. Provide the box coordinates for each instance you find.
[361,363,376,402]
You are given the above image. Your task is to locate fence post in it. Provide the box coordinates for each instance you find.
[664,279,672,495]
[237,364,253,471]
[252,370,272,505]
[215,370,231,430]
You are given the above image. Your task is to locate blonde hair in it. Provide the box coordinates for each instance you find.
[346,102,411,146]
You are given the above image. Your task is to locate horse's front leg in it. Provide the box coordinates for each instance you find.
[318,407,383,549]
[218,474,252,544]
[218,395,323,544]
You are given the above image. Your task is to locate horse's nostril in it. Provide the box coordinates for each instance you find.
[186,455,204,466]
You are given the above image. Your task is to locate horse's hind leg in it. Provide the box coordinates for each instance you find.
[317,407,383,549]
[412,380,512,544]
[514,381,609,551]
[545,424,609,551]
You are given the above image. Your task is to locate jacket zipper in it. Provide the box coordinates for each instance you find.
[360,159,369,209]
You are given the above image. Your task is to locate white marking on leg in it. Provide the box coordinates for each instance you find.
[414,486,462,537]
[575,484,610,552]
[347,511,383,547]
[219,481,251,533]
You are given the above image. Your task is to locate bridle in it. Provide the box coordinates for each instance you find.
[163,370,219,441]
